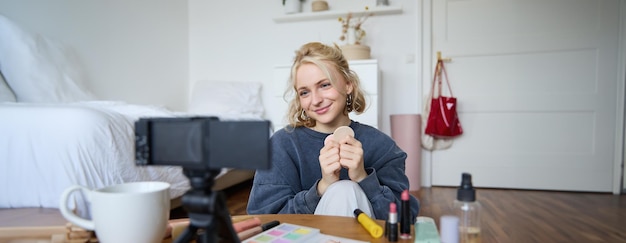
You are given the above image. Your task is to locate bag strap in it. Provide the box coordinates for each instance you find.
[439,59,454,97]
[429,59,454,98]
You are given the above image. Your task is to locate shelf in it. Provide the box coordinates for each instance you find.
[273,5,403,23]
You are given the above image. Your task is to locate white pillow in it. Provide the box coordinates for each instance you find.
[0,14,95,103]
[0,71,16,102]
[189,80,264,119]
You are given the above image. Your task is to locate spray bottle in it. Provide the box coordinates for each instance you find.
[453,173,482,243]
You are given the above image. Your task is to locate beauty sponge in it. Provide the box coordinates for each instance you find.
[333,126,354,142]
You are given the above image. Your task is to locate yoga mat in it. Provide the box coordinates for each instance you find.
[390,114,421,191]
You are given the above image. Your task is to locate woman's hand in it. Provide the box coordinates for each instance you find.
[318,135,341,195]
[336,136,366,182]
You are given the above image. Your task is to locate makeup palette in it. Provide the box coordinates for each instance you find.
[242,223,367,243]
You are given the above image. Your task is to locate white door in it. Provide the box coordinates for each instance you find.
[427,0,622,192]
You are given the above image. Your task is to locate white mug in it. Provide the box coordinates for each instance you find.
[59,181,171,243]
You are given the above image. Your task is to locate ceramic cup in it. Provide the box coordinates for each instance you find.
[59,181,171,243]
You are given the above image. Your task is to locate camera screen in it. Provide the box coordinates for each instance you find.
[151,120,204,165]
[135,117,271,171]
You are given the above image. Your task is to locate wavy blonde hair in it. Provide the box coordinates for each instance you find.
[284,42,367,128]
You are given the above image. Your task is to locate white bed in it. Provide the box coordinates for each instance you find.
[0,14,265,216]
[0,101,191,216]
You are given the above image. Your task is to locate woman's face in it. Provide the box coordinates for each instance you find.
[296,63,352,133]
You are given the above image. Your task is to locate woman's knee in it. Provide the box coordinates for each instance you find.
[325,180,361,194]
[324,180,368,202]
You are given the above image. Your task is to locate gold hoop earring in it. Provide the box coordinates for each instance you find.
[300,109,309,121]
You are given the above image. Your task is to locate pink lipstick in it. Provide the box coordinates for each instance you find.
[387,202,398,241]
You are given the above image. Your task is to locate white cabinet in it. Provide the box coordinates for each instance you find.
[267,59,380,131]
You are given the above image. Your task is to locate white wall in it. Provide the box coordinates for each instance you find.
[189,0,422,134]
[0,0,422,134]
[0,0,189,111]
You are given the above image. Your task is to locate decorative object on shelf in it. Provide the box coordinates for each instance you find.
[312,0,329,12]
[341,45,371,60]
[283,0,304,14]
[338,7,374,60]
[376,0,389,6]
[338,7,372,45]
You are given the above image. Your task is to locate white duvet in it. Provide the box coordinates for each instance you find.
[0,101,196,216]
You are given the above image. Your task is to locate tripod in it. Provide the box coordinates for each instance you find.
[174,169,240,243]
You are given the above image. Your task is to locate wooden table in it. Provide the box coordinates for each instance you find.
[0,214,415,243]
[234,214,415,243]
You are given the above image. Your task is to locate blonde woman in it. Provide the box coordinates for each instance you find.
[247,42,419,221]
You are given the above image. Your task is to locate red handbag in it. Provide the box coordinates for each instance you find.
[424,59,463,138]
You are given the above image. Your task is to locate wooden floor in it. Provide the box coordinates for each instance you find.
[2,180,625,242]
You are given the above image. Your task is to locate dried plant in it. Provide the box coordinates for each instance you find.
[338,6,374,45]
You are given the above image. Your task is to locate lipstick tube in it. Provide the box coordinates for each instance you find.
[387,202,398,242]
[400,189,411,239]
